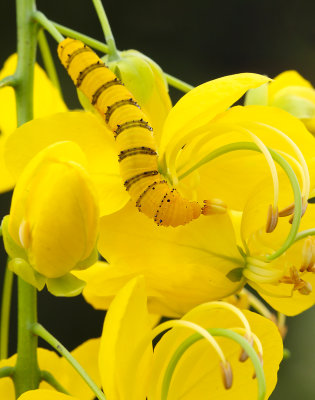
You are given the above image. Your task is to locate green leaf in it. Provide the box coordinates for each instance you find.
[46,273,86,297]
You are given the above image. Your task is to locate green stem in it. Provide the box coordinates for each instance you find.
[13,0,41,396]
[91,0,119,60]
[31,323,106,400]
[37,29,62,93]
[0,75,18,89]
[293,228,315,242]
[33,11,64,43]
[178,141,302,260]
[53,21,109,52]
[164,73,193,92]
[52,20,193,92]
[40,370,70,395]
[14,279,40,397]
[0,366,15,378]
[161,328,266,400]
[0,264,14,360]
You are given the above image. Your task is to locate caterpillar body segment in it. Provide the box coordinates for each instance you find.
[58,38,210,227]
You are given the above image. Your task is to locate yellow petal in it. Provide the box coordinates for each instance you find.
[159,73,270,156]
[98,202,244,317]
[0,354,16,400]
[99,276,153,400]
[4,112,129,216]
[18,390,78,400]
[0,54,67,193]
[149,309,282,400]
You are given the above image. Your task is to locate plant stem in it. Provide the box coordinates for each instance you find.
[0,366,15,378]
[0,75,18,89]
[32,323,106,400]
[14,279,40,397]
[33,11,64,43]
[52,20,194,92]
[37,29,62,93]
[13,0,41,396]
[0,264,14,359]
[91,0,119,61]
[40,370,70,395]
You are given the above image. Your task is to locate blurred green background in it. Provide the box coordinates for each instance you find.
[0,0,315,398]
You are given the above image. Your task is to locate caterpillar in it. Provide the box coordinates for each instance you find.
[58,38,218,227]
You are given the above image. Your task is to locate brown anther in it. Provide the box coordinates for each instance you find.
[265,205,278,233]
[252,353,263,379]
[202,199,227,216]
[307,264,315,273]
[288,200,308,224]
[300,238,313,272]
[239,334,253,362]
[220,361,233,390]
[278,202,295,217]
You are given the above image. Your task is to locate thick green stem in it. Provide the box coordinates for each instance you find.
[33,11,64,43]
[0,264,14,360]
[13,0,41,397]
[32,323,106,400]
[14,279,40,397]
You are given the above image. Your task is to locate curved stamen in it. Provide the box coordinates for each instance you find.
[161,327,266,400]
[178,141,302,260]
[250,122,310,207]
[241,288,274,320]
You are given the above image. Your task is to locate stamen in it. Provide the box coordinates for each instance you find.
[251,122,310,209]
[300,237,314,272]
[244,257,284,284]
[220,360,233,389]
[202,198,227,215]
[241,288,273,320]
[279,266,312,295]
[266,204,279,233]
[151,319,227,365]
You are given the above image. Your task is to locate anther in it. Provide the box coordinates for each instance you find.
[239,334,253,362]
[298,281,312,295]
[252,353,263,379]
[220,361,233,389]
[300,237,314,272]
[266,205,278,233]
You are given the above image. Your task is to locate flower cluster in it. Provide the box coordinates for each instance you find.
[0,8,314,398]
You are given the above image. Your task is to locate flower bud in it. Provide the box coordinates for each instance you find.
[104,50,172,142]
[2,141,99,289]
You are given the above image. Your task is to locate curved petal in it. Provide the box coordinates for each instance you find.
[159,73,270,156]
[0,54,67,193]
[18,390,78,400]
[99,276,152,400]
[98,202,244,317]
[4,111,129,215]
[149,309,282,400]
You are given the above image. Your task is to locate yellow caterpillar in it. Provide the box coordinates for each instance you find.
[58,38,216,227]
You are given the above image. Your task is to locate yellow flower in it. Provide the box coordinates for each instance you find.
[245,70,315,134]
[1,141,99,296]
[0,54,67,193]
[12,277,283,400]
[0,339,101,400]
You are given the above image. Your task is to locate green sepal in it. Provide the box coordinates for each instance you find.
[1,215,28,261]
[271,94,315,119]
[104,51,155,104]
[8,258,46,290]
[46,273,86,297]
[244,83,269,106]
[74,245,99,270]
[226,267,244,282]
